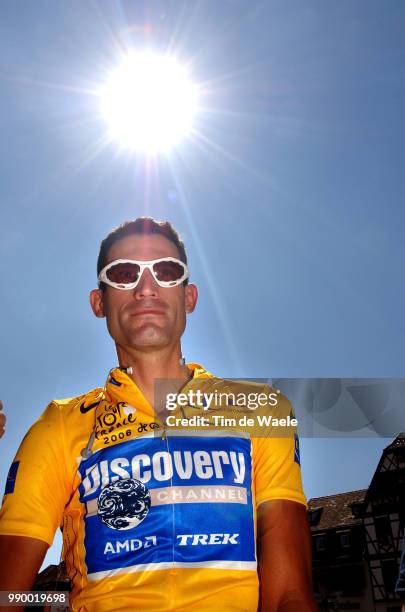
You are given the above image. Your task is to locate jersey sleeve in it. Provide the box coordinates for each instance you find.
[252,389,307,508]
[0,401,70,546]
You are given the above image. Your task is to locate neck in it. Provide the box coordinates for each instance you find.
[116,344,192,408]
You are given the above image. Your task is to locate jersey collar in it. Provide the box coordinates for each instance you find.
[103,363,213,412]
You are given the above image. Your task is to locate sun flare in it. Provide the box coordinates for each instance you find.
[99,51,198,153]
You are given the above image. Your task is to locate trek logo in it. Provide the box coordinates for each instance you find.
[81,449,246,497]
[177,533,239,546]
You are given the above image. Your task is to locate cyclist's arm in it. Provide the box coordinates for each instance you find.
[0,535,48,611]
[257,499,318,612]
[0,402,69,599]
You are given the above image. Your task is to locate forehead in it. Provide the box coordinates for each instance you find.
[106,233,180,264]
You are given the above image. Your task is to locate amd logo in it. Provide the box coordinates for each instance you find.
[177,533,239,546]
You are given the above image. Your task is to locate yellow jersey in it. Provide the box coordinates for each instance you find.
[0,364,306,611]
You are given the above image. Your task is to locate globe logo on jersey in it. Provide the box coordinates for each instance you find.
[97,478,151,530]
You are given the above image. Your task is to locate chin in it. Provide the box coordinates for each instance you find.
[127,327,170,348]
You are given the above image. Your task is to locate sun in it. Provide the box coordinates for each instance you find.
[99,51,199,154]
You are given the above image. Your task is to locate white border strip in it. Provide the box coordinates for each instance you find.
[88,560,257,581]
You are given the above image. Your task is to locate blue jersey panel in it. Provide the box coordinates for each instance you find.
[77,435,255,575]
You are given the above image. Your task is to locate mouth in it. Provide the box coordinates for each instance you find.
[130,309,166,317]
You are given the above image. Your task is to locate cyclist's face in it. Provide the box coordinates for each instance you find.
[91,234,197,352]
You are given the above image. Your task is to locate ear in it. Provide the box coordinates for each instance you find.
[184,283,198,314]
[89,289,105,318]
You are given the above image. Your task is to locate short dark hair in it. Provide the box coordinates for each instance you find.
[97,217,188,290]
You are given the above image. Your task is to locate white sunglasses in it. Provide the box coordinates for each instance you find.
[98,257,189,290]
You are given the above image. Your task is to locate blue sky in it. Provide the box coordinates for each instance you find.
[0,0,404,569]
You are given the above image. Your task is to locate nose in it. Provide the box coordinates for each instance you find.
[134,267,159,299]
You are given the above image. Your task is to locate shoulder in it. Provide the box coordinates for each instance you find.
[31,387,104,435]
[49,387,104,417]
[17,387,104,462]
[190,376,271,394]
[189,377,292,412]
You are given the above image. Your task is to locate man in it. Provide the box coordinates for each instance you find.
[0,217,317,611]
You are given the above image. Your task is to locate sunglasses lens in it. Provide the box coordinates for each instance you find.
[106,262,140,285]
[153,260,185,283]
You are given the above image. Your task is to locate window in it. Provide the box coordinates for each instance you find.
[375,516,392,547]
[325,564,364,596]
[308,507,323,527]
[381,559,400,594]
[339,531,351,549]
[315,535,326,552]
[351,502,364,518]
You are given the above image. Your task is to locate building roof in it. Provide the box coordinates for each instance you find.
[34,562,70,590]
[307,489,367,532]
[307,434,405,531]
[384,432,405,451]
[363,432,405,509]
